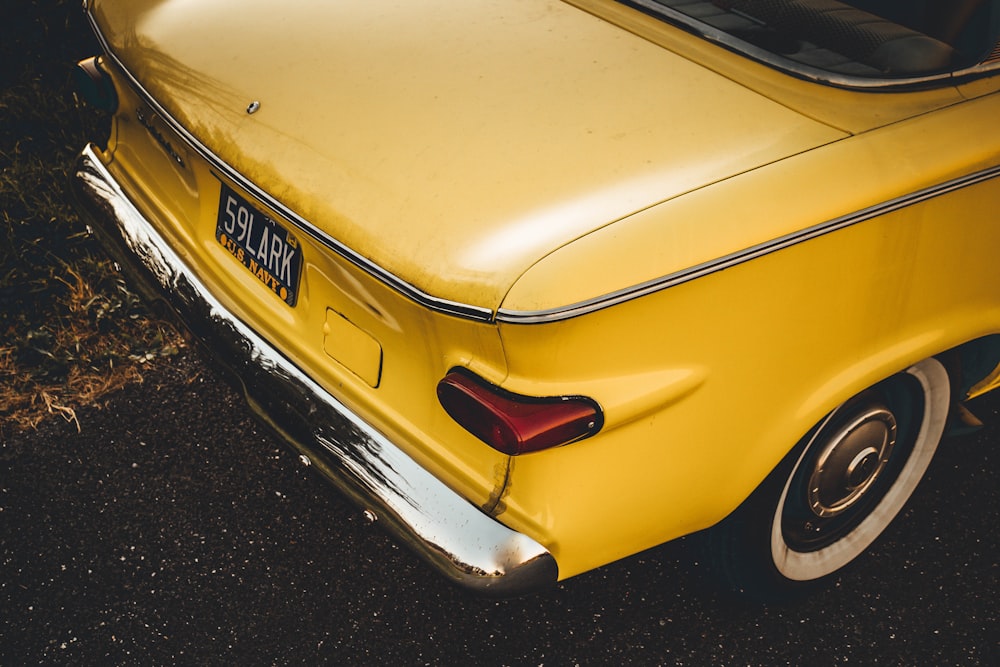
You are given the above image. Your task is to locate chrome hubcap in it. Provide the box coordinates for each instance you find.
[806,407,897,518]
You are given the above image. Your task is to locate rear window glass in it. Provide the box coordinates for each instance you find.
[632,0,1000,79]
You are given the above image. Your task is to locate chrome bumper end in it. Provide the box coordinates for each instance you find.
[71,144,557,596]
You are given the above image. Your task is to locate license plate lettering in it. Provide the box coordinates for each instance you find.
[216,183,302,307]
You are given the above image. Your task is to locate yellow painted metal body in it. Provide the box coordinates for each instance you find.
[87,0,1000,581]
[89,0,845,308]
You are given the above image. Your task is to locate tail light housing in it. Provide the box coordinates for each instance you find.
[74,56,118,112]
[437,369,603,455]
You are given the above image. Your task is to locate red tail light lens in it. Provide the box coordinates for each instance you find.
[437,369,603,455]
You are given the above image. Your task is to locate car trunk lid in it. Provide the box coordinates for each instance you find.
[90,0,845,313]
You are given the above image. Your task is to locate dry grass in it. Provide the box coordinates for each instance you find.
[0,259,181,432]
[1,1,185,434]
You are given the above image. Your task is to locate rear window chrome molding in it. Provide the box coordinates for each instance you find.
[498,161,1000,324]
[618,0,1000,91]
[85,10,494,324]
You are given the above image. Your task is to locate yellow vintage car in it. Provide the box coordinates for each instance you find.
[73,0,1000,597]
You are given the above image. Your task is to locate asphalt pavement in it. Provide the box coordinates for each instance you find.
[2,351,997,665]
[3,1,996,663]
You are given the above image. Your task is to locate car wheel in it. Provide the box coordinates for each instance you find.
[711,357,950,598]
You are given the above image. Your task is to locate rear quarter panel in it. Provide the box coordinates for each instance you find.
[495,83,1000,579]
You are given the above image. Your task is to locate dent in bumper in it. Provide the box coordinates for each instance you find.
[71,144,558,596]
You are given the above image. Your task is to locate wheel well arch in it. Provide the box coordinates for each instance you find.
[730,331,1000,538]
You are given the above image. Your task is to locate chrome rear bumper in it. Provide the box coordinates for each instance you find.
[72,144,558,596]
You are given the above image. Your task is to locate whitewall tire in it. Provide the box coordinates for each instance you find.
[712,357,950,597]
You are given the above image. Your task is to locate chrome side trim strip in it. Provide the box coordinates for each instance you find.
[498,162,1000,324]
[618,0,1000,90]
[85,11,494,323]
[73,144,558,596]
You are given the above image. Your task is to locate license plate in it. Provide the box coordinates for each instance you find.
[215,182,303,307]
